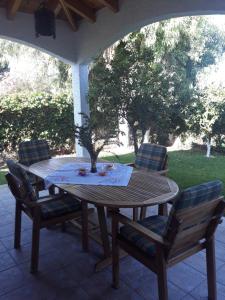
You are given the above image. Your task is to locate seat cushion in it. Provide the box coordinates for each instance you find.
[18,140,51,166]
[120,215,168,256]
[6,159,37,201]
[135,143,167,171]
[41,195,81,220]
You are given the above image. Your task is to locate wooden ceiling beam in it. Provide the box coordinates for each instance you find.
[7,0,22,19]
[65,0,96,23]
[58,0,77,31]
[97,0,118,12]
[47,0,61,16]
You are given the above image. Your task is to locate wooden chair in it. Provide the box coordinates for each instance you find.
[112,180,225,300]
[18,139,53,197]
[129,143,168,219]
[5,160,89,274]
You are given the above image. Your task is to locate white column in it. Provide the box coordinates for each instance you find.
[72,64,90,157]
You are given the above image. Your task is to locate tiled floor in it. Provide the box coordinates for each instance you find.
[0,184,225,299]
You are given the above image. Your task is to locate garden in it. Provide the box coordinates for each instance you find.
[1,16,225,193]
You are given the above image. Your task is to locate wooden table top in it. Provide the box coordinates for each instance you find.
[28,156,179,208]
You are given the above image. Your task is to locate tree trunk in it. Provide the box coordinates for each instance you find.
[90,155,97,173]
[131,126,138,155]
[206,137,211,158]
[140,129,147,144]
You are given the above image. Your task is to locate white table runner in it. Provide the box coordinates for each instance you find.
[44,162,133,187]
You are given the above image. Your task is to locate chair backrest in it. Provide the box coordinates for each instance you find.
[164,180,225,260]
[135,143,167,171]
[18,140,51,166]
[6,160,37,202]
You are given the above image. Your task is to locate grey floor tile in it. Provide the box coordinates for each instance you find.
[182,294,197,300]
[0,251,17,271]
[0,228,32,250]
[0,266,26,296]
[168,262,206,293]
[127,270,186,300]
[190,279,225,300]
[183,251,225,275]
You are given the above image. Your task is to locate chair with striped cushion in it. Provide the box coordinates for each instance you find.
[112,180,225,300]
[130,143,168,219]
[135,143,167,173]
[6,160,89,274]
[18,140,52,197]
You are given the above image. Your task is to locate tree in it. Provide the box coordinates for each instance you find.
[75,56,121,171]
[105,17,225,153]
[0,38,71,95]
[110,32,155,154]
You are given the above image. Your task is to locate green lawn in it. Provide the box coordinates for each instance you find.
[0,168,7,185]
[104,149,225,193]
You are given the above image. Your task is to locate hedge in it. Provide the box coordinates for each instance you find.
[0,92,75,153]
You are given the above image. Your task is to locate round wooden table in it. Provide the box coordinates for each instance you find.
[27,156,179,270]
[29,156,179,208]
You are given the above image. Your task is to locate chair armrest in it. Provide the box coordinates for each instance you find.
[126,163,135,167]
[156,169,169,176]
[115,213,166,246]
[17,163,30,172]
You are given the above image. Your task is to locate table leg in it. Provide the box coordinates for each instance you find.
[96,206,111,258]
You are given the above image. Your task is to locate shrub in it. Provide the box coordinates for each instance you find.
[0,92,74,153]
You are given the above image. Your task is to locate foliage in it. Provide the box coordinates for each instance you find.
[0,56,9,80]
[0,39,72,95]
[90,17,225,154]
[0,92,74,152]
[188,86,225,157]
[74,56,122,164]
[75,113,121,166]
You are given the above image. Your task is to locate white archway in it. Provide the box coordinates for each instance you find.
[1,1,225,64]
[1,0,225,155]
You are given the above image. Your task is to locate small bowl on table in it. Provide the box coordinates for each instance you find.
[98,171,107,177]
[78,168,87,176]
[105,164,114,171]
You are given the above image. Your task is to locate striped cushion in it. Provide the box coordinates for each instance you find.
[41,195,81,219]
[135,143,167,171]
[165,180,223,233]
[120,215,168,256]
[6,159,37,201]
[173,180,222,211]
[18,140,51,166]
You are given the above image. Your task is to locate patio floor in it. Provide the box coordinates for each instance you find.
[0,184,225,300]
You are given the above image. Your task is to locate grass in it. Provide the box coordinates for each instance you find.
[104,149,225,193]
[0,168,7,185]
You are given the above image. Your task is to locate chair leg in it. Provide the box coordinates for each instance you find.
[157,249,168,300]
[14,202,22,249]
[61,222,66,232]
[82,201,89,252]
[140,207,147,220]
[158,203,168,216]
[31,221,40,274]
[112,211,119,289]
[133,207,139,221]
[48,185,55,196]
[206,237,217,300]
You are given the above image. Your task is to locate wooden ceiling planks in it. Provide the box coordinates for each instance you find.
[97,0,118,12]
[7,0,22,19]
[58,0,77,30]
